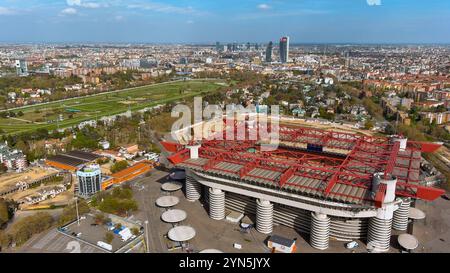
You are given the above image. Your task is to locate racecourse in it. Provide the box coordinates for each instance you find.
[0,79,227,135]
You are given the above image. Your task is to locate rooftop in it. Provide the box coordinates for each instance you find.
[47,150,102,168]
[166,124,444,207]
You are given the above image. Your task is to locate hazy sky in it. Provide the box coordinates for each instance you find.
[0,0,449,43]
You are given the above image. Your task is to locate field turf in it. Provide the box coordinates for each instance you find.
[0,79,227,135]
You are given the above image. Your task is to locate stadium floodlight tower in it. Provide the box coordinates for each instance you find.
[161,120,445,252]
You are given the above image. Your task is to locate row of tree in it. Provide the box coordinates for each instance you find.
[91,186,138,216]
[0,212,53,247]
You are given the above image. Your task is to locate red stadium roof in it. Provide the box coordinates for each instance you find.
[164,123,444,207]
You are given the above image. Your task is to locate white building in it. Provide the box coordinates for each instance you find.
[0,142,28,171]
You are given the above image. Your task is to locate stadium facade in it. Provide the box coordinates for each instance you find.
[163,122,444,252]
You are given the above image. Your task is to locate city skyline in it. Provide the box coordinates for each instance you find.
[0,0,449,44]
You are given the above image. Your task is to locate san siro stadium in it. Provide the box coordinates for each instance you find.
[162,121,444,252]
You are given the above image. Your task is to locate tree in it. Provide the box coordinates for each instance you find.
[0,200,9,226]
[8,212,53,246]
[15,140,28,154]
[364,120,374,130]
[58,199,90,226]
[104,231,114,244]
[131,227,140,236]
[385,123,396,135]
[0,164,7,174]
[95,185,138,216]
[70,129,99,149]
[94,213,107,225]
[110,161,129,174]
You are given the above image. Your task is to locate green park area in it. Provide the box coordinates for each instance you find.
[0,79,227,136]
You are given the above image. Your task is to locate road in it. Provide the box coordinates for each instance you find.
[131,170,173,253]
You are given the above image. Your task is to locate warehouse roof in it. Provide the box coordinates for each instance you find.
[46,150,101,168]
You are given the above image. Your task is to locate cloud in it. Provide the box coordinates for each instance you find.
[60,7,78,15]
[127,2,200,15]
[67,0,103,9]
[235,9,329,20]
[186,20,194,24]
[257,4,271,10]
[115,15,124,21]
[0,7,15,15]
[67,0,81,6]
[366,0,382,6]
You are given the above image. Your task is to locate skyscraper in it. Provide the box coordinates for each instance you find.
[227,43,233,52]
[279,36,290,63]
[232,43,238,52]
[215,42,221,52]
[15,59,28,76]
[265,41,273,63]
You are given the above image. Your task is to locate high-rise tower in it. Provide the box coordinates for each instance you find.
[265,41,273,63]
[279,36,290,63]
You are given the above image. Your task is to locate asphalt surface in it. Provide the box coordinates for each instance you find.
[129,169,377,253]
[9,169,450,253]
[13,229,106,253]
[413,194,450,253]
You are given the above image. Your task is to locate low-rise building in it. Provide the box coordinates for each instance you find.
[24,185,67,205]
[77,164,102,197]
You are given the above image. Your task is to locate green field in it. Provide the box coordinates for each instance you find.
[0,79,227,135]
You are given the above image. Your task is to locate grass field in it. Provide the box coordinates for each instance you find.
[0,79,227,135]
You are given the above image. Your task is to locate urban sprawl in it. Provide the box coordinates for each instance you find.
[0,39,449,254]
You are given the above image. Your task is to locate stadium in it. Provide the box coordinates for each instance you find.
[162,119,445,252]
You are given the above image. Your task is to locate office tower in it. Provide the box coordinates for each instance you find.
[279,36,290,63]
[227,43,233,52]
[15,59,29,76]
[265,41,273,63]
[179,57,189,65]
[77,164,102,197]
[215,42,221,51]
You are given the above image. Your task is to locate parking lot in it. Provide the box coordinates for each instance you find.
[13,167,450,254]
[18,229,106,253]
[131,169,383,253]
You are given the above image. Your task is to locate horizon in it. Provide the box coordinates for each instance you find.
[1,42,450,46]
[0,0,450,44]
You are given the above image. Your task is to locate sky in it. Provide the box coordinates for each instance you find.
[0,0,450,44]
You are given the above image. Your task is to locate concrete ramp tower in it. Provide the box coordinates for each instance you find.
[310,212,331,250]
[256,199,273,234]
[209,188,225,220]
[367,173,397,252]
[185,146,202,201]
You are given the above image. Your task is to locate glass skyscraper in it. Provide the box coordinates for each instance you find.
[265,41,273,63]
[279,36,290,63]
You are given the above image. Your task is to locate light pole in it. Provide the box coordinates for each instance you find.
[144,220,149,253]
[75,196,80,226]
